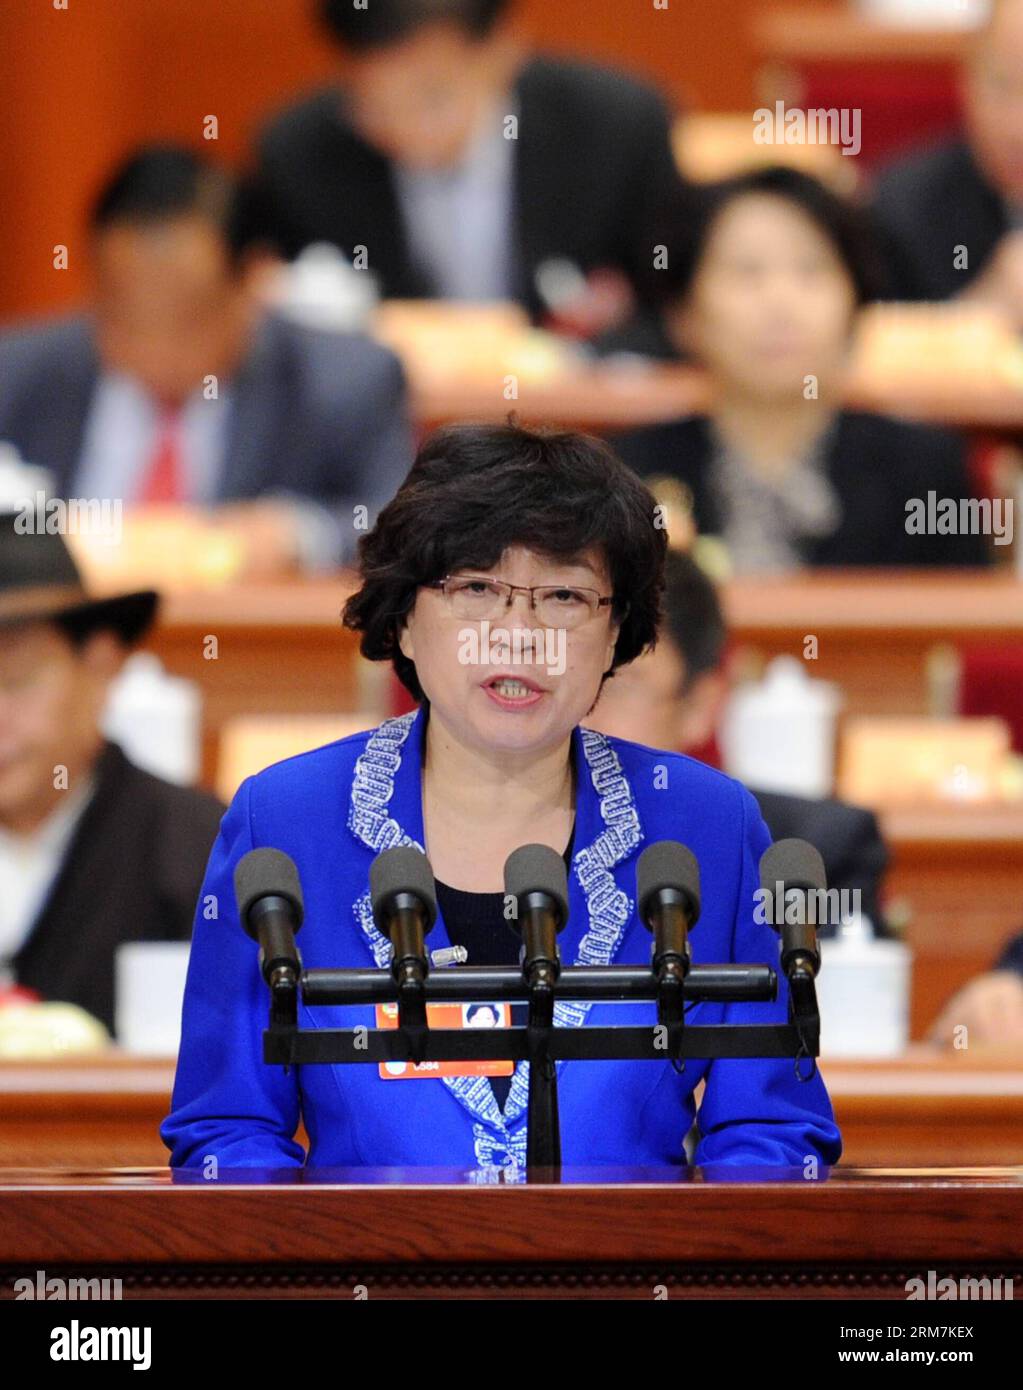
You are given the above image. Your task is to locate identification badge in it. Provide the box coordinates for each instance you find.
[375,1001,514,1079]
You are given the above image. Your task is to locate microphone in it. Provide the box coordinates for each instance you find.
[637,841,700,1041]
[370,847,437,1055]
[505,844,569,1167]
[637,840,701,982]
[370,846,437,981]
[504,844,569,992]
[234,847,304,991]
[758,839,825,978]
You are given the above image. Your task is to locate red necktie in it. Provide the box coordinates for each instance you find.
[138,409,184,504]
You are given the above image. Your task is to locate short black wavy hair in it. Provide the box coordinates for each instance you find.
[662,550,727,689]
[343,423,667,702]
[651,163,887,311]
[319,0,508,50]
[89,144,283,266]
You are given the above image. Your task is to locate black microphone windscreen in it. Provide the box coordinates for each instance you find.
[759,838,827,894]
[370,846,438,929]
[637,840,701,924]
[504,843,569,927]
[234,847,304,931]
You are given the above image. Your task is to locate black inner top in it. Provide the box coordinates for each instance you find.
[434,826,575,1113]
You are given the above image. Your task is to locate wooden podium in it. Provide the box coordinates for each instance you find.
[2,1166,1021,1300]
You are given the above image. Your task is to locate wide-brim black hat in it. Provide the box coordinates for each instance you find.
[0,510,159,644]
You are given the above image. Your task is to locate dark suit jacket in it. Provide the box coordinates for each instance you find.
[255,56,682,317]
[994,932,1023,978]
[11,743,224,1037]
[0,312,414,564]
[613,411,990,567]
[870,137,1009,301]
[752,788,889,938]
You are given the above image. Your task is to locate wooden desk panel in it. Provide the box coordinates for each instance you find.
[723,570,1023,717]
[753,7,968,63]
[0,1166,1020,1298]
[0,1058,175,1169]
[823,1051,1023,1167]
[880,806,1023,1032]
[145,579,364,784]
[410,361,1023,435]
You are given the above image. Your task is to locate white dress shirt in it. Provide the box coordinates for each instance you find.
[72,367,341,570]
[0,774,96,974]
[74,372,234,504]
[393,97,519,301]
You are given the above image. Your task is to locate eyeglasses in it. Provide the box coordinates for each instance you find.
[426,576,616,630]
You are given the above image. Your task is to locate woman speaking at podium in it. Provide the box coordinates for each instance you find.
[162,423,841,1172]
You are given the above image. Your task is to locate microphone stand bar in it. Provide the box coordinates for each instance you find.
[264,1022,810,1065]
[263,961,816,1171]
[301,962,776,1006]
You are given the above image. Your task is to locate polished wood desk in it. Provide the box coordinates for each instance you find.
[0,1057,176,1169]
[0,1165,1019,1299]
[754,7,969,64]
[822,1050,1023,1167]
[412,359,706,433]
[370,296,1023,434]
[146,578,364,781]
[2,1051,1020,1171]
[880,804,1023,1032]
[721,570,1023,717]
[407,358,1023,435]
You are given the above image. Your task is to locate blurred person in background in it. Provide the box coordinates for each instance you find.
[871,0,1023,321]
[612,167,990,571]
[0,146,414,575]
[928,932,1023,1049]
[589,548,890,934]
[0,517,223,1037]
[255,0,685,341]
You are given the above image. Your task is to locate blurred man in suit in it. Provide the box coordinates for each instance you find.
[871,0,1023,322]
[589,549,890,933]
[0,146,414,573]
[255,0,684,339]
[0,516,223,1036]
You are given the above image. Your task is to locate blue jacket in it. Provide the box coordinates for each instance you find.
[161,705,843,1171]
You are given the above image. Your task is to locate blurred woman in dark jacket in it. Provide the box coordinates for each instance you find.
[614,167,990,572]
